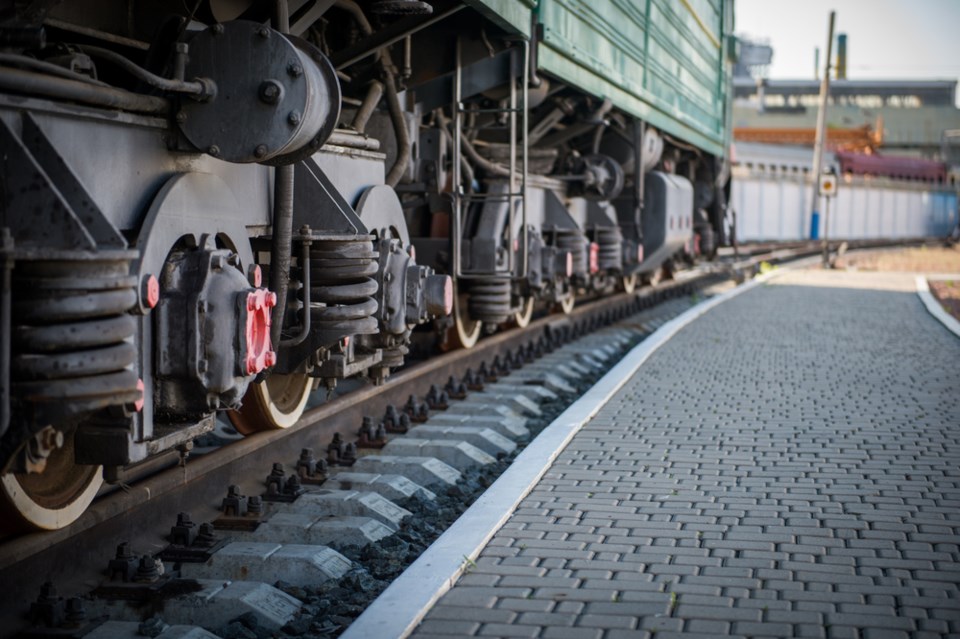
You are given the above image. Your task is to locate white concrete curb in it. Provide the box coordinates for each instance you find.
[916,276,960,339]
[341,271,779,639]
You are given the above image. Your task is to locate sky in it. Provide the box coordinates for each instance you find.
[735,0,960,105]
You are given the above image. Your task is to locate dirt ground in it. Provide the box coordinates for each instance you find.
[929,279,960,321]
[834,244,960,321]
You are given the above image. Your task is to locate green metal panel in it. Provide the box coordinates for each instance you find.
[537,0,731,157]
[465,0,536,38]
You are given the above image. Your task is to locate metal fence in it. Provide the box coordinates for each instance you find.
[731,166,958,242]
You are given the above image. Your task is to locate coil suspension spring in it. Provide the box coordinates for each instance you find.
[468,278,512,324]
[10,255,140,423]
[593,226,623,272]
[307,238,379,339]
[556,229,587,277]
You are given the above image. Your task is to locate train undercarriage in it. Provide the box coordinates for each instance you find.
[0,0,731,530]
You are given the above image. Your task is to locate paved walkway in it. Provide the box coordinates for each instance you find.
[411,271,960,639]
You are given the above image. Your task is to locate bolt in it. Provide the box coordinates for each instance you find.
[259,79,283,104]
[38,582,58,601]
[288,110,301,126]
[254,144,269,159]
[40,428,64,451]
[288,61,303,77]
[196,523,216,545]
[207,145,220,157]
[141,274,160,311]
[248,495,263,514]
[384,272,393,283]
[64,598,86,624]
[133,555,161,583]
[211,254,225,270]
[212,23,224,35]
[116,542,133,559]
[175,110,187,123]
[257,25,270,38]
[139,616,168,638]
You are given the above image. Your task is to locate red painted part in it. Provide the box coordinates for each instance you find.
[442,276,454,316]
[835,151,946,183]
[134,378,145,412]
[565,252,573,277]
[143,275,160,309]
[694,233,701,255]
[589,242,599,274]
[244,288,276,375]
[637,245,644,264]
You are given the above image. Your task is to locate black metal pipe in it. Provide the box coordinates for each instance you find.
[0,66,169,114]
[280,237,312,348]
[0,53,109,87]
[351,80,384,134]
[268,0,296,354]
[0,230,10,439]
[269,165,295,350]
[383,67,411,187]
[335,0,411,186]
[78,45,214,99]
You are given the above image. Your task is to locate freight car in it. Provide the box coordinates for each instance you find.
[0,0,735,529]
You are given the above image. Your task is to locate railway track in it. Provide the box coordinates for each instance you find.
[0,240,935,637]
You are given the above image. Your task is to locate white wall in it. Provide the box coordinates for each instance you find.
[732,169,958,241]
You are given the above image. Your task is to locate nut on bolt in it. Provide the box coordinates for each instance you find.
[259,79,284,104]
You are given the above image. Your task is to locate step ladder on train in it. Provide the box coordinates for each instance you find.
[451,37,529,281]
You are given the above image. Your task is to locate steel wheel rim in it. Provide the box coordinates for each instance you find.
[513,297,535,328]
[448,284,481,349]
[0,431,102,531]
[230,374,313,434]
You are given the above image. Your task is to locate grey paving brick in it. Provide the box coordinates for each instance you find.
[685,619,730,634]
[476,623,539,637]
[424,606,517,624]
[540,628,603,639]
[514,612,578,627]
[409,273,960,639]
[417,617,484,636]
[495,598,554,613]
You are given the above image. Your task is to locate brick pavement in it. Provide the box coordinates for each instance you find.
[411,271,960,639]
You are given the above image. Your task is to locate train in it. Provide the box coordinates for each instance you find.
[0,0,735,530]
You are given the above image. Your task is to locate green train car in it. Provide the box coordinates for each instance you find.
[476,0,733,156]
[0,0,735,530]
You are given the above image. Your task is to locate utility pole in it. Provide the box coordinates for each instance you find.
[810,11,835,266]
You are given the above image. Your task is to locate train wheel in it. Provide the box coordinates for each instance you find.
[513,297,535,328]
[621,273,638,294]
[230,374,313,434]
[0,431,102,532]
[557,294,575,315]
[445,283,481,350]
